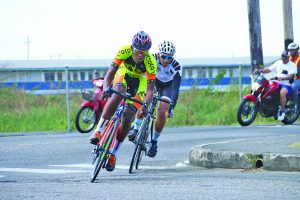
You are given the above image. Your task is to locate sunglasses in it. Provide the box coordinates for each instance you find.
[133,47,148,55]
[160,54,173,61]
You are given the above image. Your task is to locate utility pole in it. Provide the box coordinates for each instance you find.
[283,0,293,49]
[25,36,31,60]
[247,0,264,72]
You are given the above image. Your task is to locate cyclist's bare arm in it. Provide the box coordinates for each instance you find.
[144,80,155,104]
[103,62,119,90]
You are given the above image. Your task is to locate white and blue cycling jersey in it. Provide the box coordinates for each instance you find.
[153,53,182,109]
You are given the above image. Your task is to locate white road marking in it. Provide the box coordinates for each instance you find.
[50,164,92,168]
[50,161,189,170]
[0,168,88,174]
[0,161,189,174]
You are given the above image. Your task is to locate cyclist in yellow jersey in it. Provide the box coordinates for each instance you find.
[89,31,157,171]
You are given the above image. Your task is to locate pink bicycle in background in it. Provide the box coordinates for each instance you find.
[75,78,108,133]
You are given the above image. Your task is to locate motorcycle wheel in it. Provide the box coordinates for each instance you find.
[282,101,299,124]
[237,99,258,126]
[75,106,98,133]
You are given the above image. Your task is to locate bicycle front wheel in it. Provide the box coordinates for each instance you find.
[90,145,107,182]
[129,116,149,174]
[90,121,118,182]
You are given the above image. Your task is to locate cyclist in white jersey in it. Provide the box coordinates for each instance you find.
[128,40,182,157]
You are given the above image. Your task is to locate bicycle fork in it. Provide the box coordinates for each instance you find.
[93,121,120,167]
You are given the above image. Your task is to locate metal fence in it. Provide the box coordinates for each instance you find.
[1,64,254,132]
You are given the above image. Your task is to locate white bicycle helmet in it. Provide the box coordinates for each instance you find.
[158,40,176,55]
[287,42,299,50]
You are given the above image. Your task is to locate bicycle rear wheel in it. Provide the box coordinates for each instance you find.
[129,116,149,174]
[90,121,117,182]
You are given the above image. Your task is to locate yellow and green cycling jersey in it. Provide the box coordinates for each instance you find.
[113,44,157,80]
[112,44,157,109]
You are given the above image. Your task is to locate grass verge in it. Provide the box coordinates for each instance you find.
[0,84,296,132]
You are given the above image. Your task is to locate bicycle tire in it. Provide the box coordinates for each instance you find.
[129,116,150,174]
[135,129,146,170]
[90,121,119,182]
[136,119,153,170]
[149,119,154,141]
[90,145,106,182]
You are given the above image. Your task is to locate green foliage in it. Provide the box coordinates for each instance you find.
[0,87,80,132]
[166,86,240,126]
[0,83,297,132]
[245,153,263,167]
[210,69,225,85]
[288,142,300,149]
[166,83,288,127]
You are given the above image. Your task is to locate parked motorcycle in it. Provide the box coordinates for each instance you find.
[237,72,299,126]
[75,78,108,133]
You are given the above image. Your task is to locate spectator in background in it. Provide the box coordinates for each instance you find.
[287,42,300,109]
[254,50,296,120]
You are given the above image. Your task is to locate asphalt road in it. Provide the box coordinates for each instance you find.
[0,126,299,200]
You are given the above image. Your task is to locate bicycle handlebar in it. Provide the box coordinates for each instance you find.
[105,88,144,106]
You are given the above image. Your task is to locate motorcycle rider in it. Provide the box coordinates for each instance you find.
[254,50,296,120]
[288,42,300,109]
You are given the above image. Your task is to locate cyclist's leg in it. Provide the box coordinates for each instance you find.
[119,105,137,140]
[107,75,145,170]
[148,83,171,157]
[106,105,139,171]
[154,82,172,137]
[128,76,147,140]
[128,111,143,141]
[90,68,127,144]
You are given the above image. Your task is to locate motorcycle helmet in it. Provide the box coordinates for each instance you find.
[287,43,299,50]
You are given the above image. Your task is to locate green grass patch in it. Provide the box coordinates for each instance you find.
[0,82,297,132]
[288,142,300,149]
[245,153,263,167]
[166,85,277,127]
[0,87,80,132]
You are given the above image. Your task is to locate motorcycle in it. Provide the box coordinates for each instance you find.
[237,72,299,126]
[75,78,108,133]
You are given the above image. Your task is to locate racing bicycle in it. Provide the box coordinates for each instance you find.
[90,88,143,182]
[129,91,172,174]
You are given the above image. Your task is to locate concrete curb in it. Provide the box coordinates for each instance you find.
[189,145,300,171]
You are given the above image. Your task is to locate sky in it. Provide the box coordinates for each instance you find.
[0,0,300,60]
